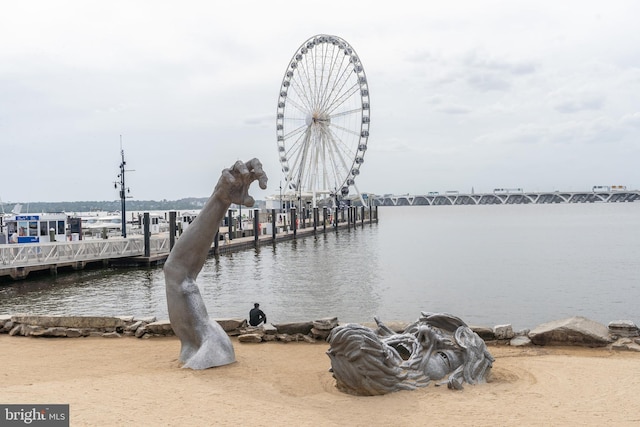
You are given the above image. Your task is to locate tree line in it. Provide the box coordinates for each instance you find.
[3,198,210,214]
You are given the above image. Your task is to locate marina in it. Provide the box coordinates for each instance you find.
[0,206,377,281]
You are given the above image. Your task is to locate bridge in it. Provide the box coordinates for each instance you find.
[369,190,640,206]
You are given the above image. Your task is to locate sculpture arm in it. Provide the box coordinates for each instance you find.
[163,158,267,369]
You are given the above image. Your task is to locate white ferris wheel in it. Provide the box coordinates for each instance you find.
[276,34,370,207]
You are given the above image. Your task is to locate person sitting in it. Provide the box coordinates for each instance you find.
[249,303,267,326]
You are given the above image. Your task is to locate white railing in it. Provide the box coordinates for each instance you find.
[0,238,148,267]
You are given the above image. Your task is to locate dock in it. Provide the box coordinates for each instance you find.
[0,211,377,281]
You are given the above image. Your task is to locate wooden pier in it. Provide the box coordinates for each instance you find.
[0,210,377,281]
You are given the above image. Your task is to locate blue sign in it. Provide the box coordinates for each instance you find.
[15,215,40,221]
[17,236,39,244]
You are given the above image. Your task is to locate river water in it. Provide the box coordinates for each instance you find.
[1,203,638,330]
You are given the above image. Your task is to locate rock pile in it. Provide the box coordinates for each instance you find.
[1,315,158,338]
[0,315,248,339]
[2,314,639,351]
[236,318,339,343]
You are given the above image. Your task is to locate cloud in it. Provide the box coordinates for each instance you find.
[475,123,549,146]
[466,72,511,91]
[435,105,472,115]
[463,51,537,75]
[620,112,640,128]
[552,92,606,113]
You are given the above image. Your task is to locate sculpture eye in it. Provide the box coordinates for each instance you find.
[438,351,452,369]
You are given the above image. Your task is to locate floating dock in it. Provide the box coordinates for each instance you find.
[0,212,377,281]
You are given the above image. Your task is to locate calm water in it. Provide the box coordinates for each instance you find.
[1,203,638,330]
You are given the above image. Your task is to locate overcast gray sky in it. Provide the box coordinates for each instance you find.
[1,1,638,203]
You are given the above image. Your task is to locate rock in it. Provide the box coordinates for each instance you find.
[238,333,263,343]
[529,316,612,347]
[608,320,640,338]
[0,314,10,330]
[9,324,23,336]
[494,324,515,340]
[610,338,640,352]
[66,329,83,338]
[302,335,316,343]
[214,318,248,332]
[126,321,143,332]
[25,326,47,336]
[2,320,14,333]
[471,326,495,341]
[510,335,532,347]
[117,316,135,323]
[133,316,157,323]
[262,323,277,335]
[311,327,331,340]
[43,327,68,337]
[135,327,147,338]
[276,334,293,342]
[273,321,313,335]
[11,315,126,329]
[386,321,411,333]
[145,320,174,335]
[361,320,411,334]
[262,334,277,342]
[293,333,308,342]
[313,317,338,330]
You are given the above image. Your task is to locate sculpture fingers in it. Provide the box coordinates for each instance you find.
[245,158,268,190]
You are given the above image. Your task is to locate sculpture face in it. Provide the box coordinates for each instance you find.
[327,312,494,395]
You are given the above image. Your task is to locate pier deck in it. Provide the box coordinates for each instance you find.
[0,217,375,281]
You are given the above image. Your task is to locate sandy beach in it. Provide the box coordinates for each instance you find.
[2,335,639,426]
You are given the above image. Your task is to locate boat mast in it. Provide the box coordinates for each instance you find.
[116,136,131,238]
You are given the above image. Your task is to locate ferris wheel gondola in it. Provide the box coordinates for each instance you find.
[276,34,370,207]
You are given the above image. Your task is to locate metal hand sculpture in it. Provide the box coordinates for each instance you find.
[327,312,494,395]
[164,159,267,369]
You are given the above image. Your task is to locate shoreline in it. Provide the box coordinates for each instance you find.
[2,335,640,426]
[2,314,639,349]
